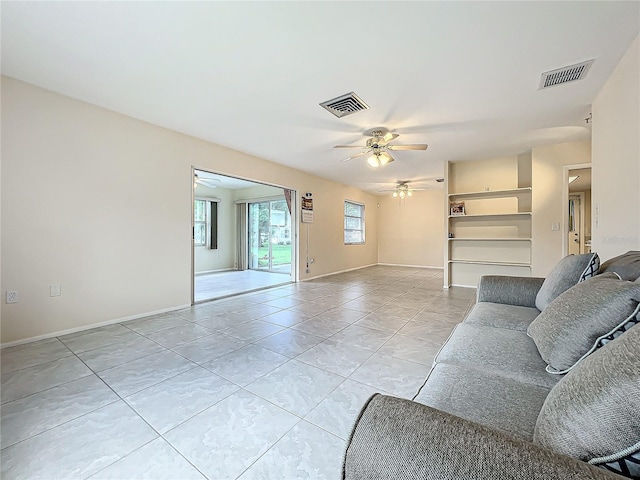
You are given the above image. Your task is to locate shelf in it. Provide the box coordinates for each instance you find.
[448,237,531,241]
[445,155,533,288]
[448,259,531,267]
[448,187,531,199]
[448,212,532,219]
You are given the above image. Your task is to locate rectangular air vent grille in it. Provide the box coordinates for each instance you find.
[539,60,594,89]
[320,92,369,118]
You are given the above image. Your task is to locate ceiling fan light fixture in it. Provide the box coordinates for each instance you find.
[407,190,413,197]
[367,154,381,168]
[392,191,398,198]
[379,152,392,166]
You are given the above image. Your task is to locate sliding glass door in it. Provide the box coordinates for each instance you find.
[248,199,291,272]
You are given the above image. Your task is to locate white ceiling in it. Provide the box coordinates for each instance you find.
[569,167,592,192]
[2,2,638,194]
[195,170,260,190]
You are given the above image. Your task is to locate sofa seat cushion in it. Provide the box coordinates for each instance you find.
[463,302,540,332]
[434,324,560,389]
[415,363,551,441]
[535,253,600,311]
[534,324,640,478]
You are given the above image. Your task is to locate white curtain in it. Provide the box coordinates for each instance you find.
[236,203,248,271]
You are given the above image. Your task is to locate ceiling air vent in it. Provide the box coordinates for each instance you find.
[539,60,594,89]
[319,92,369,118]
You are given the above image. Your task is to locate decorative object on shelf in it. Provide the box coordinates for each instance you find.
[450,202,465,215]
[334,128,428,169]
[448,232,455,238]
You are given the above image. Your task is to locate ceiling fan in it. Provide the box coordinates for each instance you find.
[334,128,428,168]
[378,181,427,198]
[194,173,221,189]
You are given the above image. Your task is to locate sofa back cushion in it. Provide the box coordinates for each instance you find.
[535,253,599,311]
[527,273,640,374]
[533,324,640,478]
[599,250,640,281]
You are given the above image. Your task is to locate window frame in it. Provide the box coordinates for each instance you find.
[344,200,365,245]
[194,197,219,249]
[194,199,208,247]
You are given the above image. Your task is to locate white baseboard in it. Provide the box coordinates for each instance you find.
[302,262,444,282]
[195,268,235,276]
[449,283,477,289]
[377,263,444,270]
[302,263,378,282]
[0,304,192,349]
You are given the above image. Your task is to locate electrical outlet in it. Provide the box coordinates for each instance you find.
[6,290,18,304]
[50,285,61,297]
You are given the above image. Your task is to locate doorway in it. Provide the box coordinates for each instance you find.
[191,168,297,303]
[248,199,292,273]
[563,164,592,256]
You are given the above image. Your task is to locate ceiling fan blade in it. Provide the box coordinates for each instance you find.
[387,144,429,151]
[385,153,396,164]
[197,179,218,188]
[378,133,399,145]
[333,145,366,149]
[341,151,369,162]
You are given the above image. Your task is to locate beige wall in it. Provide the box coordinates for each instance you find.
[193,185,234,273]
[377,189,444,268]
[592,34,640,260]
[449,156,520,193]
[531,141,591,276]
[1,77,378,344]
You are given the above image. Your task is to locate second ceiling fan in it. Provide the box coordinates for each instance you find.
[334,128,428,168]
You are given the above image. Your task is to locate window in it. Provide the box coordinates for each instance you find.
[194,199,218,248]
[344,200,365,244]
[194,200,207,246]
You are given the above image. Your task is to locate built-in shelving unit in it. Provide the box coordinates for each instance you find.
[448,187,532,199]
[445,153,533,288]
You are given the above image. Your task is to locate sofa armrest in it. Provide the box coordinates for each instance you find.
[476,275,545,307]
[343,394,622,480]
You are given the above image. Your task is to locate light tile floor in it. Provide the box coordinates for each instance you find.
[195,269,291,301]
[0,266,475,479]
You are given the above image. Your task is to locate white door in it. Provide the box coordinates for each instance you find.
[568,194,583,255]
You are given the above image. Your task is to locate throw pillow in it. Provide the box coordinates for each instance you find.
[527,272,640,374]
[599,250,640,281]
[535,253,599,311]
[533,324,640,478]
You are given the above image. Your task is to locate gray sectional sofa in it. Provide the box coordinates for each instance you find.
[343,251,640,480]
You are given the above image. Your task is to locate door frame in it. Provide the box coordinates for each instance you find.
[562,163,591,257]
[190,166,299,305]
[568,192,586,255]
[247,197,293,273]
